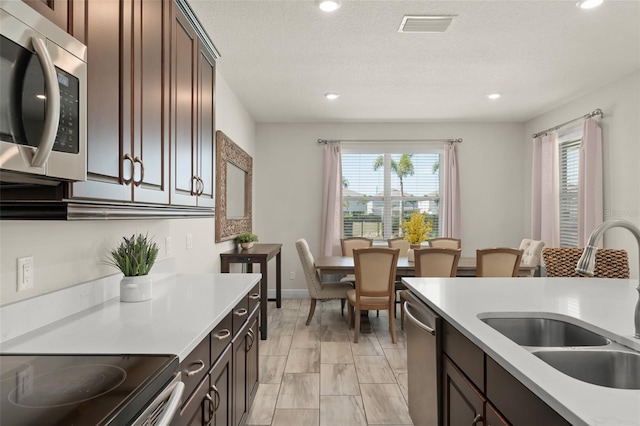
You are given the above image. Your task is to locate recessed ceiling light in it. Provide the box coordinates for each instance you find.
[576,0,603,9]
[317,0,341,12]
[487,93,502,100]
[324,93,339,100]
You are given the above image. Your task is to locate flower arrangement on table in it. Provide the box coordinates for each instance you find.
[401,211,433,260]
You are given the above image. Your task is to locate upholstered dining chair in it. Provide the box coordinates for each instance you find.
[542,248,629,278]
[296,239,353,326]
[400,248,461,329]
[347,247,400,343]
[387,237,411,257]
[476,248,524,277]
[519,239,545,276]
[428,237,462,250]
[340,237,373,284]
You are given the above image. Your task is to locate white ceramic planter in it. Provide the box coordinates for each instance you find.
[120,275,153,302]
[241,242,254,250]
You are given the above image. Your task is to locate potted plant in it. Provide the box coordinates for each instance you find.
[236,232,258,250]
[401,211,433,261]
[106,233,159,302]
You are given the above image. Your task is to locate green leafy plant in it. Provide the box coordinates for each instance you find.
[106,233,159,276]
[401,211,433,245]
[236,232,258,243]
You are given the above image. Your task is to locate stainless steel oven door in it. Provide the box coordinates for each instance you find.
[131,373,185,426]
[0,5,86,182]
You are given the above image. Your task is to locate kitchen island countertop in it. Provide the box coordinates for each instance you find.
[402,276,640,426]
[0,273,261,361]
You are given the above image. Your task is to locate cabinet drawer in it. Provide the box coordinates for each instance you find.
[179,374,208,426]
[442,321,484,391]
[247,283,260,314]
[486,356,570,426]
[211,312,233,366]
[180,336,210,402]
[232,296,250,336]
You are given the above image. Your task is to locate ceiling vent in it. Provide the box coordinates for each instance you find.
[398,15,456,33]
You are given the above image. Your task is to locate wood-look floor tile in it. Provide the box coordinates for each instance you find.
[260,355,286,384]
[375,329,407,348]
[269,320,296,336]
[246,384,280,426]
[354,355,397,384]
[276,373,320,409]
[271,409,319,426]
[320,396,367,426]
[291,328,321,349]
[280,299,303,310]
[320,342,354,364]
[349,333,384,356]
[320,363,360,396]
[284,348,320,373]
[318,327,350,343]
[360,383,413,425]
[396,373,409,404]
[259,335,292,356]
[383,347,407,374]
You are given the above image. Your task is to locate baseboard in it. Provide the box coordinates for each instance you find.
[267,288,309,299]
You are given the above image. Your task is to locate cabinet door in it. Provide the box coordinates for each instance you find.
[131,0,169,204]
[22,0,69,31]
[170,2,198,206]
[208,345,233,426]
[232,325,248,426]
[195,43,215,207]
[70,0,131,201]
[443,355,485,426]
[486,403,510,426]
[246,313,259,408]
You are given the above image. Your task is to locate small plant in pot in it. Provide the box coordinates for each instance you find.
[106,233,159,302]
[236,232,258,250]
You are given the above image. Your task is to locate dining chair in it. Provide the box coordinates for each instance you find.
[542,248,629,278]
[400,248,461,329]
[296,239,354,325]
[387,237,411,257]
[428,237,462,249]
[340,237,373,284]
[519,238,545,276]
[476,248,524,277]
[347,247,400,343]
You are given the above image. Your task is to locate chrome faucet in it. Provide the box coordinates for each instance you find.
[576,219,640,338]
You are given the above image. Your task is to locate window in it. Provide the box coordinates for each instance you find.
[559,138,580,247]
[341,146,442,241]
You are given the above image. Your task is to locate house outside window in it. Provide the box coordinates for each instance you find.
[341,144,442,241]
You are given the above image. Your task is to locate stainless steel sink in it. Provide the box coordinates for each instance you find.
[481,317,610,347]
[533,350,640,389]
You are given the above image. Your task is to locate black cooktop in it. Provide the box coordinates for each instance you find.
[0,353,178,425]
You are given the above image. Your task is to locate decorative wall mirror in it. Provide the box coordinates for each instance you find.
[215,131,253,242]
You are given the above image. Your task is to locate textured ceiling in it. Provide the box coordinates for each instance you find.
[188,0,640,123]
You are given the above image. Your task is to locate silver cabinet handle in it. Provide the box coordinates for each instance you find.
[205,385,221,425]
[133,156,144,186]
[29,37,60,168]
[184,359,205,377]
[246,328,255,351]
[192,176,199,195]
[403,302,436,335]
[472,413,483,425]
[197,176,204,195]
[213,329,231,341]
[249,292,260,300]
[123,154,135,185]
[235,308,248,317]
[155,381,184,426]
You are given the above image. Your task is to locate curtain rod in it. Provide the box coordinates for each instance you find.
[532,108,603,139]
[317,138,463,144]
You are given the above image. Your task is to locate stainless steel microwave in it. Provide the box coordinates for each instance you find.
[0,0,87,184]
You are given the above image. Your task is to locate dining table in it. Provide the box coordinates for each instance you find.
[315,256,536,277]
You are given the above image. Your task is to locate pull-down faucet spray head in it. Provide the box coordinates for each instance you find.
[575,219,640,338]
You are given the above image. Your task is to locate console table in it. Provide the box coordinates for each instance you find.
[220,243,282,340]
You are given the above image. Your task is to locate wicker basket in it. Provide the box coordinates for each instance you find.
[542,248,629,278]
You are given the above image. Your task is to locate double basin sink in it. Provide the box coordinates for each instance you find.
[479,315,640,390]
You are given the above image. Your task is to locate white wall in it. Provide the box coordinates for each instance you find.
[0,72,256,306]
[254,122,527,293]
[523,71,640,277]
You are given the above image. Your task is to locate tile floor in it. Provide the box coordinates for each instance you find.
[247,298,414,426]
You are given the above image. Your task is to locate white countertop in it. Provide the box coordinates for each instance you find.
[402,276,640,426]
[0,273,261,361]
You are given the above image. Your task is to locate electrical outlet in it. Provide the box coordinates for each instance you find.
[17,256,34,291]
[165,237,172,255]
[186,234,193,250]
[289,271,295,280]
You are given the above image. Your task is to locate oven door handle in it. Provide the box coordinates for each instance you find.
[29,37,60,168]
[155,380,185,426]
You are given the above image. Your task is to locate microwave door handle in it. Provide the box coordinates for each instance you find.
[29,37,60,168]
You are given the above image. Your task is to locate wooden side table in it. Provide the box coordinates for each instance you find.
[220,243,282,340]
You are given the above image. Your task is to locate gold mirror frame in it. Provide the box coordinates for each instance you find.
[215,130,253,242]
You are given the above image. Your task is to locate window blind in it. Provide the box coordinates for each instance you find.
[559,139,580,247]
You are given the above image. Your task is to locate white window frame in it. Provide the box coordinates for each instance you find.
[558,126,582,248]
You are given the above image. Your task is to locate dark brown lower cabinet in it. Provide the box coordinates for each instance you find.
[485,403,510,426]
[443,355,485,426]
[233,309,259,426]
